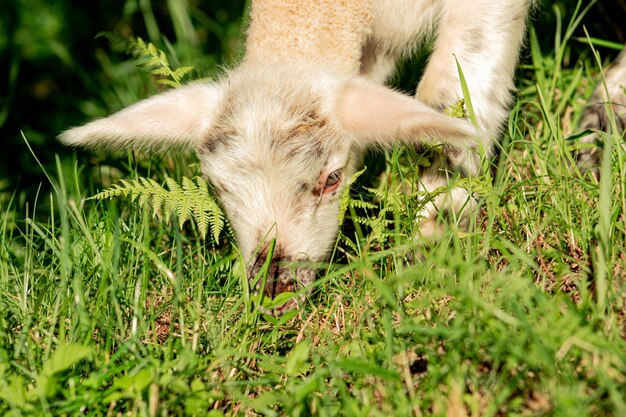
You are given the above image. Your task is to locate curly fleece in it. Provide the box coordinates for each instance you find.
[245,0,373,73]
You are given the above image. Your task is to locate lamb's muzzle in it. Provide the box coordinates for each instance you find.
[248,247,312,313]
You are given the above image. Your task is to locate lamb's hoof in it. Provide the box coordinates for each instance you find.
[416,188,473,241]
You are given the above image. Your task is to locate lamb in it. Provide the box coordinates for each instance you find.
[59,0,532,312]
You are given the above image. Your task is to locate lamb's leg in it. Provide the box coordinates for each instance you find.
[576,46,626,179]
[360,39,400,84]
[415,0,530,237]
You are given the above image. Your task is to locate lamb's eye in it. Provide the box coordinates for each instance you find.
[324,170,342,193]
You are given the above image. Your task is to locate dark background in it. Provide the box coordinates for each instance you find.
[1,0,624,210]
[0,0,247,207]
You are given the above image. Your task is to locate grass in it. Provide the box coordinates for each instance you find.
[2,3,626,417]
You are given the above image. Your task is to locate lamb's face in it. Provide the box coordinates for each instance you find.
[198,73,359,311]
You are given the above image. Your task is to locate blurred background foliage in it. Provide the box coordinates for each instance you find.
[0,0,624,211]
[0,0,247,207]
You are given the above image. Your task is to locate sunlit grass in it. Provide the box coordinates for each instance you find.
[1,3,626,417]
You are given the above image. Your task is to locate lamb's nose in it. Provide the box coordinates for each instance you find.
[248,248,296,298]
[260,255,295,298]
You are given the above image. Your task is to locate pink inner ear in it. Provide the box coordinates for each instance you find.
[58,82,224,152]
[337,82,423,133]
[335,79,478,149]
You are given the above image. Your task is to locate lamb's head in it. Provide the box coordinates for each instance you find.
[196,69,361,311]
[59,66,477,311]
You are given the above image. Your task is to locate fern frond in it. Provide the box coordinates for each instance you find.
[163,178,180,224]
[91,176,224,240]
[338,166,368,225]
[149,68,174,77]
[210,205,224,241]
[338,231,360,254]
[96,31,194,88]
[348,199,377,210]
[172,66,195,80]
[96,31,129,48]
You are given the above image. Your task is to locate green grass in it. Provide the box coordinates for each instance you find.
[2,3,626,417]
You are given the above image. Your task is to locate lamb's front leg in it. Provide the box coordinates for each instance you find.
[415,0,531,237]
[577,46,626,179]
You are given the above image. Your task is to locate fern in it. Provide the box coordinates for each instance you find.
[91,176,224,241]
[338,166,401,252]
[97,31,194,88]
[339,164,465,252]
[338,166,368,226]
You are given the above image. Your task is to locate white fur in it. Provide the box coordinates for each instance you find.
[60,0,533,309]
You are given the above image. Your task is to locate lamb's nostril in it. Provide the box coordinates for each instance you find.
[247,256,316,314]
[257,256,295,298]
[263,261,280,298]
[248,248,298,302]
[264,276,295,298]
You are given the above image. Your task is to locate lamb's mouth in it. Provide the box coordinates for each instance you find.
[248,260,317,314]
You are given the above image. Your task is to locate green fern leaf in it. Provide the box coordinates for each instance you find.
[93,176,225,240]
[162,178,178,224]
[145,179,166,215]
[135,37,147,50]
[338,166,367,225]
[172,66,194,79]
[189,177,210,236]
[175,177,194,229]
[348,199,377,210]
[95,31,128,48]
[155,79,180,88]
[193,198,210,238]
[339,231,359,254]
[210,204,224,241]
[177,197,192,229]
[98,32,194,89]
[149,68,174,76]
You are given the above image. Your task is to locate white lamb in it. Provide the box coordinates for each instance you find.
[60,0,532,312]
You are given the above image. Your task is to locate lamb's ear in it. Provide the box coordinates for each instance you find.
[335,79,478,149]
[58,82,224,152]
